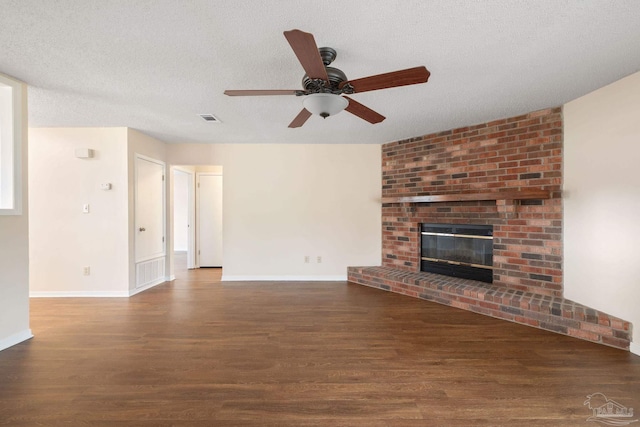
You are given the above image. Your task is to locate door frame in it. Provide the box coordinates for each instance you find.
[172,167,196,269]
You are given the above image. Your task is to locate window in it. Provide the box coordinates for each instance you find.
[0,73,24,215]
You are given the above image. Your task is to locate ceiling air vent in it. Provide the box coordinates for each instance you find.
[199,113,220,123]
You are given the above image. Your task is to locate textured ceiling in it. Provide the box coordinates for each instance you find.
[1,0,639,144]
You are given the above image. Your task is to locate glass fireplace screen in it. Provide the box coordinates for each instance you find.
[420,223,493,283]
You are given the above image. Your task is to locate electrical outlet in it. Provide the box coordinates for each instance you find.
[317,256,322,263]
[304,256,310,263]
[83,266,90,276]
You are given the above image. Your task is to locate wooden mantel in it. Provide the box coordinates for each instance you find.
[381,189,552,204]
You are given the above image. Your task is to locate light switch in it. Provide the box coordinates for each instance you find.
[83,204,90,213]
[74,148,94,159]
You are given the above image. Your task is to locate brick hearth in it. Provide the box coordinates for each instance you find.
[348,266,631,350]
[348,107,633,351]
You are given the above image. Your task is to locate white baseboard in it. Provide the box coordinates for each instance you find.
[128,278,166,296]
[30,277,174,299]
[630,342,640,357]
[0,329,33,352]
[167,275,176,281]
[30,291,129,298]
[221,275,348,282]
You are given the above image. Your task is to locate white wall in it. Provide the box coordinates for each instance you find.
[28,130,380,290]
[29,127,168,296]
[167,143,381,280]
[28,128,130,296]
[0,76,30,350]
[564,71,640,354]
[0,84,14,209]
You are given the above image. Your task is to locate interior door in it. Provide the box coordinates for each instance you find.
[135,156,165,262]
[197,173,222,267]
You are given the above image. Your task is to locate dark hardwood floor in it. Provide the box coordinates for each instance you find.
[1,259,639,426]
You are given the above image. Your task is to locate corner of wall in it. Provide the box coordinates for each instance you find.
[0,76,30,349]
[630,342,640,357]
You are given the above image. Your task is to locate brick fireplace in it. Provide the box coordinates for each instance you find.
[348,107,632,350]
[381,107,563,296]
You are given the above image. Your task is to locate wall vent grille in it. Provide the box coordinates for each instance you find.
[199,114,220,123]
[136,257,165,289]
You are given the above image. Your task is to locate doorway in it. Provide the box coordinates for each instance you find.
[171,165,223,276]
[173,168,195,269]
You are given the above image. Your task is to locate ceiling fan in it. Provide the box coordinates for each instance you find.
[224,29,431,128]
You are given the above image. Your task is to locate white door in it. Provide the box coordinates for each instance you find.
[135,156,165,262]
[197,173,222,267]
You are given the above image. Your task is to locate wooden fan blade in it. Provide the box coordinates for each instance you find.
[343,96,385,124]
[224,90,298,96]
[288,108,312,128]
[342,66,430,93]
[283,29,329,82]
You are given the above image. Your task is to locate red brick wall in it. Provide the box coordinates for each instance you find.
[381,107,563,296]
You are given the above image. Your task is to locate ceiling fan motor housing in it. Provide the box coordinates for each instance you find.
[302,66,348,93]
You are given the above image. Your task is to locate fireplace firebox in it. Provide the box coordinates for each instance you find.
[420,223,493,283]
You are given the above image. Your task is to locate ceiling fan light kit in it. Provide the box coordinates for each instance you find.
[303,93,348,118]
[224,29,430,128]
